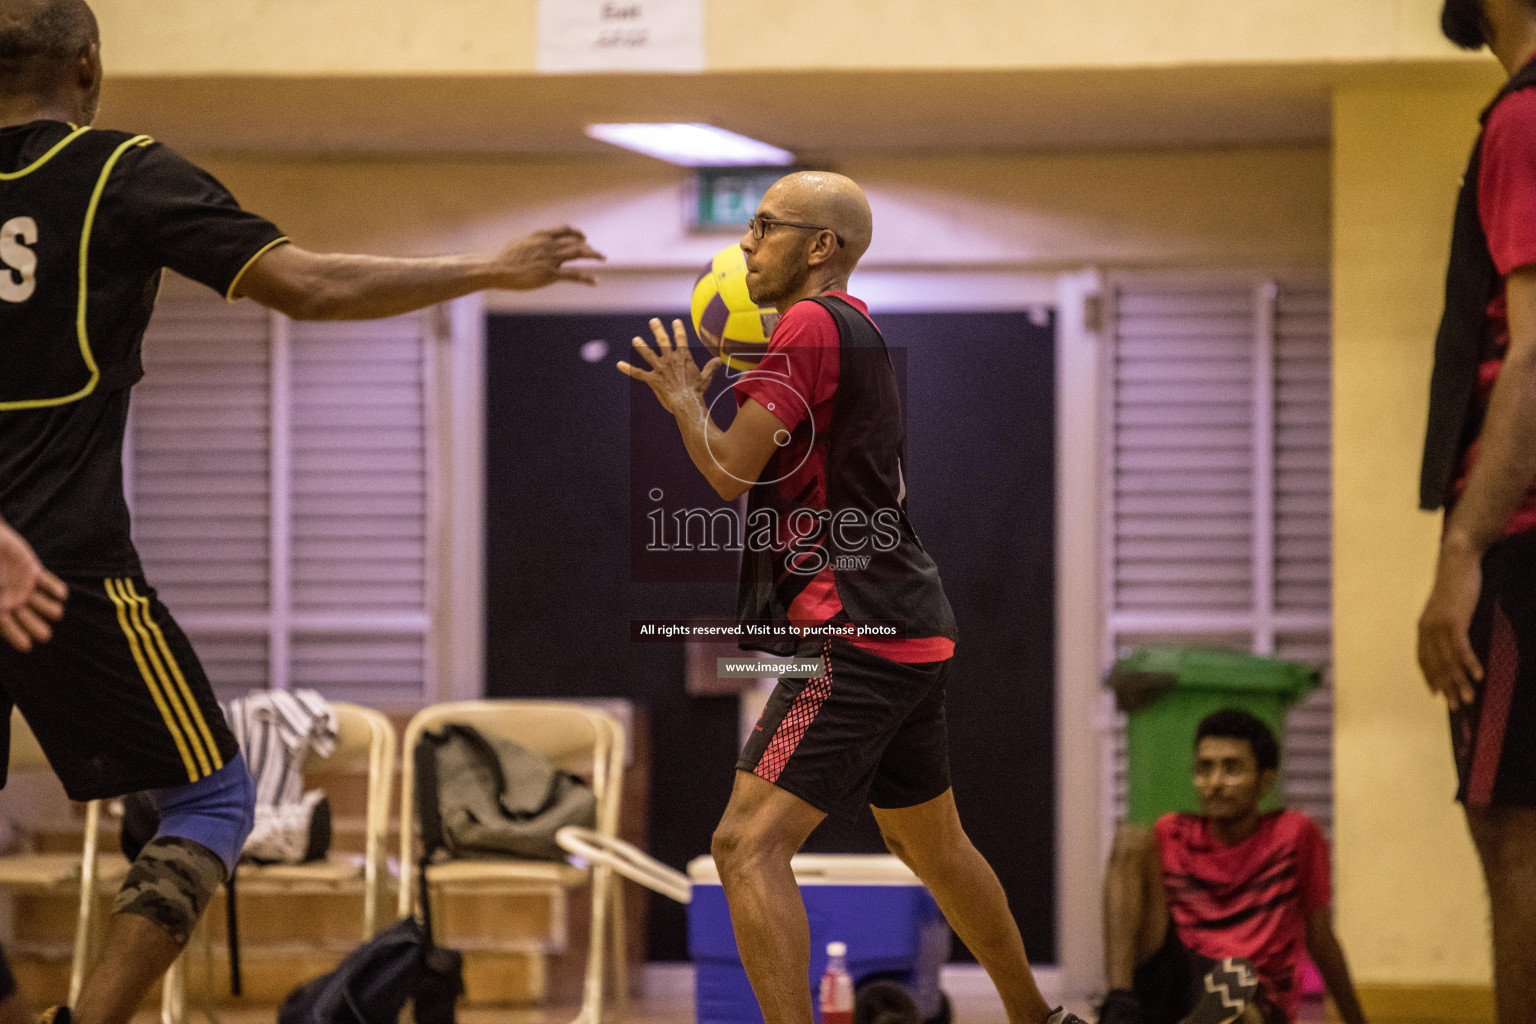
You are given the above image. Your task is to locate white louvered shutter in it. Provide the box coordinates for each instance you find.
[1103,275,1333,834]
[1110,286,1256,621]
[131,280,437,706]
[134,289,273,694]
[288,318,433,705]
[1272,282,1333,829]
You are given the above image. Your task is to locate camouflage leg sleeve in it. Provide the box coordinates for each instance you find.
[113,836,226,946]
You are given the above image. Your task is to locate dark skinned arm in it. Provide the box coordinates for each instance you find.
[1418,267,1536,708]
[1304,908,1369,1024]
[234,227,604,321]
[618,318,783,501]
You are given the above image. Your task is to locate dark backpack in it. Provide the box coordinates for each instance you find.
[276,911,462,1024]
[276,783,464,1024]
[414,723,596,861]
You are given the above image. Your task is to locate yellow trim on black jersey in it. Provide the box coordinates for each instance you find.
[0,134,153,412]
[123,579,224,772]
[224,235,290,302]
[0,125,91,180]
[105,577,200,782]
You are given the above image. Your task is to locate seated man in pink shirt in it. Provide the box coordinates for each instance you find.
[1098,710,1369,1024]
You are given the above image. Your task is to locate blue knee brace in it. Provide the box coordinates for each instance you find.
[148,751,255,874]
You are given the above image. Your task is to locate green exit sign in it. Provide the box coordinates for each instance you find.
[693,166,795,230]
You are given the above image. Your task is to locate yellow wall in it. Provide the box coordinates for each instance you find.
[1332,68,1503,985]
[195,147,1329,271]
[94,0,1466,75]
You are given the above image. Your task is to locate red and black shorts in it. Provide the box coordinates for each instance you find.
[0,574,238,802]
[1453,529,1536,808]
[736,638,952,822]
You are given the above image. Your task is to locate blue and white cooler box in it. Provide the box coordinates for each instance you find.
[687,854,951,1024]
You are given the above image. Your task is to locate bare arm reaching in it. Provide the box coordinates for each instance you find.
[234,227,605,321]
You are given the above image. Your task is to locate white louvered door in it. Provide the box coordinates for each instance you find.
[130,284,438,706]
[1102,275,1333,833]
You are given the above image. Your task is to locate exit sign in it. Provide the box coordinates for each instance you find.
[693,166,795,230]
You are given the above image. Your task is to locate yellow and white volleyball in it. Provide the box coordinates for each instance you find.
[690,244,780,372]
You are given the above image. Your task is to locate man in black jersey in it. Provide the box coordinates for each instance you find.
[0,2,602,1022]
[619,172,1075,1024]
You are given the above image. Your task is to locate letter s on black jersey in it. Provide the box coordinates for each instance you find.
[0,216,37,303]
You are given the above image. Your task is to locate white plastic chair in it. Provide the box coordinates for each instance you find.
[398,701,626,1024]
[161,702,396,1024]
[0,708,120,1007]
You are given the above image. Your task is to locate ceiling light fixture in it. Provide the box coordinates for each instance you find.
[584,123,794,166]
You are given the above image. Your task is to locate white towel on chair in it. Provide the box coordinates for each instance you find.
[222,689,338,862]
[223,689,337,807]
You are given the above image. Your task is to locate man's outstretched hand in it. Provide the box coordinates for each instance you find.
[0,521,66,653]
[617,317,722,415]
[491,227,606,290]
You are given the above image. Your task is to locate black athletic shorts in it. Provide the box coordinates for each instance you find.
[0,575,238,801]
[736,638,952,822]
[1133,927,1283,1024]
[1453,529,1536,808]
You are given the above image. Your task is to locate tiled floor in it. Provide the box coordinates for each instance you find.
[127,965,1083,1024]
[125,967,1468,1024]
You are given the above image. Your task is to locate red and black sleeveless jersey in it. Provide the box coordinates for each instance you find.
[733,293,957,657]
[0,120,286,574]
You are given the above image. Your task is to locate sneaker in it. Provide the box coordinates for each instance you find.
[1096,987,1143,1024]
[1042,1009,1090,1024]
[1177,957,1259,1024]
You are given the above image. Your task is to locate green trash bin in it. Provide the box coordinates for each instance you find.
[1109,647,1320,826]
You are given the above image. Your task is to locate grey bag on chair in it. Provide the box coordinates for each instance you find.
[418,723,597,861]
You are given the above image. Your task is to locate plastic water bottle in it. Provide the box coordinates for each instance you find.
[819,941,854,1024]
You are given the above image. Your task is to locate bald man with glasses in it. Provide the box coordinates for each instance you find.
[620,171,1080,1024]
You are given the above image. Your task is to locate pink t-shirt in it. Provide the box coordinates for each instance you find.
[1156,810,1331,1022]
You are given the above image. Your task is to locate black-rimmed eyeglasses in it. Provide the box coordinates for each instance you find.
[747,216,845,248]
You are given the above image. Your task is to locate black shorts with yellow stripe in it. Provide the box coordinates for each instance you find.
[0,575,237,801]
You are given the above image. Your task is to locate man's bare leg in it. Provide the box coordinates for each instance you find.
[1102,823,1168,991]
[872,790,1054,1024]
[72,913,182,1024]
[711,771,828,1024]
[73,833,228,1024]
[1466,805,1536,1024]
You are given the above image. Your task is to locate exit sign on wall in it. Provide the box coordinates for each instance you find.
[537,0,704,73]
[693,167,796,230]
